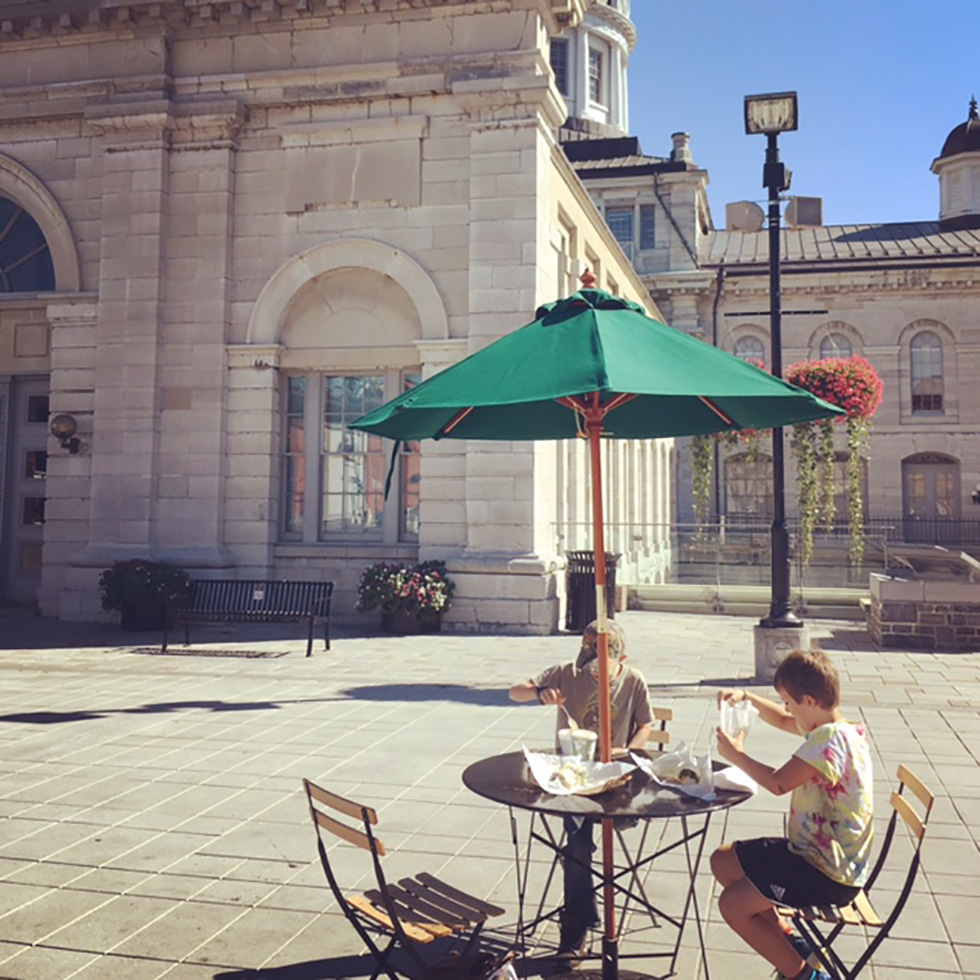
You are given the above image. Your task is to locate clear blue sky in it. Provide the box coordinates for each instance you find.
[626,1,980,227]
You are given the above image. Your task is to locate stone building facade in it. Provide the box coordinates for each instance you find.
[0,0,673,631]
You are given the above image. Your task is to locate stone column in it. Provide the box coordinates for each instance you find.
[79,101,172,565]
[41,299,98,619]
[153,101,244,569]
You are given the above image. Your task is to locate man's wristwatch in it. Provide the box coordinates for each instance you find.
[535,685,547,703]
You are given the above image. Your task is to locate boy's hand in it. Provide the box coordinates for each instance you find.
[716,726,745,762]
[716,687,746,708]
[538,687,564,706]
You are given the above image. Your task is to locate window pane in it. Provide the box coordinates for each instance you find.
[26,394,48,423]
[283,455,305,533]
[0,198,55,293]
[22,497,45,525]
[910,331,943,413]
[724,455,773,519]
[588,48,603,102]
[550,39,569,95]
[819,333,852,358]
[734,337,765,365]
[605,207,633,246]
[905,472,926,515]
[639,205,655,249]
[281,376,306,535]
[321,374,386,537]
[25,450,46,479]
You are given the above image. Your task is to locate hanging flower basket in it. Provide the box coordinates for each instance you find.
[785,357,883,567]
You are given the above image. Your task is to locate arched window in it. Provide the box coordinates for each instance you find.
[733,336,766,366]
[819,333,853,359]
[910,331,943,413]
[0,196,55,292]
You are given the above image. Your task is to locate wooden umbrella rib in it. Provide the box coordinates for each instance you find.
[698,395,734,425]
[439,406,473,436]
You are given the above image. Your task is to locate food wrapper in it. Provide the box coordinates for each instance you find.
[719,698,759,738]
[522,747,635,797]
[631,741,715,800]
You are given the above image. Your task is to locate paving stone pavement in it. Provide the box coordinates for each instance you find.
[0,609,977,980]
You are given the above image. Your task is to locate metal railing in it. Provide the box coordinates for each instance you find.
[553,517,980,591]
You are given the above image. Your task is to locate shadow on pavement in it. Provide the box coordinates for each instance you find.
[339,683,511,707]
[213,953,380,979]
[0,697,343,725]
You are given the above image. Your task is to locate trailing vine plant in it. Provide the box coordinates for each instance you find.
[691,433,714,528]
[785,357,883,567]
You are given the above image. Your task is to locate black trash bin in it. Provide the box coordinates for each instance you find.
[565,551,620,632]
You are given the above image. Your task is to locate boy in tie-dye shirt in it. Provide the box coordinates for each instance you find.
[709,650,873,980]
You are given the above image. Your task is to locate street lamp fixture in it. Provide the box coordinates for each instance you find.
[744,91,801,631]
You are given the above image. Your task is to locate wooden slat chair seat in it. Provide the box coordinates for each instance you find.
[163,579,333,657]
[303,779,505,980]
[774,764,934,980]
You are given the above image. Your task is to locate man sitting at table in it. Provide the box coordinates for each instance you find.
[509,619,653,967]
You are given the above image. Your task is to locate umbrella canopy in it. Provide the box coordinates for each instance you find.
[349,287,843,980]
[350,289,843,441]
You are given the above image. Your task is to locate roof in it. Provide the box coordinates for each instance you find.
[702,221,980,267]
[559,134,689,178]
[939,98,980,159]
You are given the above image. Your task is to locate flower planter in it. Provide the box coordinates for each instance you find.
[120,597,167,631]
[381,608,442,635]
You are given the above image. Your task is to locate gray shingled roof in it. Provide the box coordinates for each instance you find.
[703,221,980,265]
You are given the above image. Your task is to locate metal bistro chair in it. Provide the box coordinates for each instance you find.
[303,779,506,980]
[776,764,936,980]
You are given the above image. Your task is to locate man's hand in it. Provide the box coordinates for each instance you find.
[537,686,564,706]
[715,726,745,762]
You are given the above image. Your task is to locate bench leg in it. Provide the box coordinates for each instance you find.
[306,614,314,658]
[324,615,330,652]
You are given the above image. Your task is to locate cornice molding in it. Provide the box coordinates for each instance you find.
[0,0,588,42]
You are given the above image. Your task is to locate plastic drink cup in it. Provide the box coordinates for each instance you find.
[558,728,576,756]
[570,730,597,761]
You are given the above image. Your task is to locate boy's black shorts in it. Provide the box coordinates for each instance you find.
[734,837,862,908]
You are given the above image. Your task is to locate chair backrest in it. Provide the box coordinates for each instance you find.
[865,763,934,898]
[647,706,673,749]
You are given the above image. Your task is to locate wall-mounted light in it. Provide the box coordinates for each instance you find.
[50,413,80,454]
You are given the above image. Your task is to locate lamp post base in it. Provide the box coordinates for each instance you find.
[754,623,810,683]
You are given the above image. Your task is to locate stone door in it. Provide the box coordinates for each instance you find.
[902,453,960,544]
[2,378,49,604]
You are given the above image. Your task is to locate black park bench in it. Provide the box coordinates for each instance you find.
[163,579,333,658]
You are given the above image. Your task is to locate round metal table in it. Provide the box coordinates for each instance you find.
[462,750,753,979]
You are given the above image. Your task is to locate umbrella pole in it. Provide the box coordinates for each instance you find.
[587,412,618,980]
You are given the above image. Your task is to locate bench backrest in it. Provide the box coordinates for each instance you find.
[185,579,332,616]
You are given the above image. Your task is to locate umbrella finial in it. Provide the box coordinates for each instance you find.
[579,268,597,288]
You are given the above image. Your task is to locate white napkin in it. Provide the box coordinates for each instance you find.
[713,765,759,794]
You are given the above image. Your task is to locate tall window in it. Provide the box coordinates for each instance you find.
[734,336,766,365]
[724,453,773,521]
[281,372,420,542]
[0,196,55,292]
[639,204,656,250]
[910,331,944,413]
[550,39,569,96]
[588,48,604,103]
[819,333,853,359]
[605,206,633,253]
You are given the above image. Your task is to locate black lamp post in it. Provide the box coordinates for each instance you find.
[744,91,802,630]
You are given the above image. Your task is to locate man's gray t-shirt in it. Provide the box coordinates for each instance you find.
[532,662,653,749]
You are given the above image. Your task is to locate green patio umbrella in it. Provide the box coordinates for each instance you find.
[349,284,843,978]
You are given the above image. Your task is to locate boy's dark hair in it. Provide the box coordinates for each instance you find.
[773,649,840,709]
